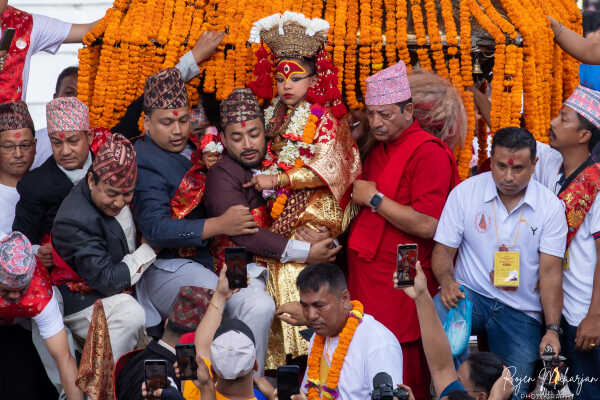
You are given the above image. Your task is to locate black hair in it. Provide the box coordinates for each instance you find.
[465,352,504,393]
[446,391,476,400]
[395,98,413,113]
[576,113,600,152]
[300,57,316,76]
[491,127,537,162]
[296,263,347,294]
[55,66,79,94]
[583,11,600,36]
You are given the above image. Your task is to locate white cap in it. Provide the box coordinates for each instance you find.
[210,330,256,379]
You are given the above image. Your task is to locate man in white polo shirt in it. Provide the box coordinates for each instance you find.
[547,86,600,398]
[432,127,567,398]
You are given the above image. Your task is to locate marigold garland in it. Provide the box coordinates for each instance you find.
[305,300,364,400]
[410,0,431,70]
[424,0,447,77]
[79,0,580,145]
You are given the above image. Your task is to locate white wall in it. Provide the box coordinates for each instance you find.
[11,0,112,130]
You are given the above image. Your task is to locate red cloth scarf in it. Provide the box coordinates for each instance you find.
[0,6,33,103]
[169,135,207,258]
[0,260,52,324]
[559,162,600,248]
[348,121,459,261]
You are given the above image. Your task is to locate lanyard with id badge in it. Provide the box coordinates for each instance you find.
[490,201,526,289]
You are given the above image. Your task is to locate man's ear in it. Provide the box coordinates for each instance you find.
[87,172,95,189]
[86,129,94,145]
[578,128,592,146]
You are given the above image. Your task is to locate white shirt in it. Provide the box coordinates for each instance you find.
[533,142,563,190]
[0,14,71,101]
[114,206,156,285]
[434,172,567,320]
[0,183,19,237]
[32,127,52,169]
[301,314,403,400]
[545,167,600,327]
[32,289,64,340]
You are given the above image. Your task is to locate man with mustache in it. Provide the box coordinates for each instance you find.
[545,86,600,397]
[346,61,459,399]
[204,89,341,373]
[432,127,567,399]
[133,70,273,352]
[12,97,92,268]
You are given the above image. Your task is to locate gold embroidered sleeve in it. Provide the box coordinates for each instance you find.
[286,167,326,189]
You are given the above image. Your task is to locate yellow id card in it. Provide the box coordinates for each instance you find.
[494,251,520,287]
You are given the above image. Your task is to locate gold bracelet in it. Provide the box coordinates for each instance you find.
[209,302,221,312]
[279,173,290,188]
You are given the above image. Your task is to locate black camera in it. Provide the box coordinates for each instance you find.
[371,372,409,400]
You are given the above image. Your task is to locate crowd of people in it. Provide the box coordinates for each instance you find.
[1,1,600,400]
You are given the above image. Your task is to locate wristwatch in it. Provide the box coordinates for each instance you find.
[546,324,563,335]
[369,192,385,212]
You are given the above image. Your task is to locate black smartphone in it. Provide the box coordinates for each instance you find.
[396,244,418,288]
[277,365,300,400]
[0,28,16,51]
[175,344,197,380]
[144,359,168,392]
[225,246,248,289]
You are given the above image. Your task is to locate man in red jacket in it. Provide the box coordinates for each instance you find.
[347,61,459,399]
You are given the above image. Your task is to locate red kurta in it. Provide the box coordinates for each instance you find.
[347,121,458,399]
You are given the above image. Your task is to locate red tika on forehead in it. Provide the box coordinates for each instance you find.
[173,110,179,117]
[508,158,514,165]
[58,132,65,139]
[276,60,307,81]
[14,132,21,139]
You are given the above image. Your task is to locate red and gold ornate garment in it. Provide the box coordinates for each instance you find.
[0,260,52,324]
[262,99,361,369]
[558,161,600,248]
[0,6,33,103]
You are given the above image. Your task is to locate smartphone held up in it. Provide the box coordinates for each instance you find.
[224,247,249,290]
[395,244,418,288]
[277,365,300,400]
[175,344,198,380]
[144,359,168,392]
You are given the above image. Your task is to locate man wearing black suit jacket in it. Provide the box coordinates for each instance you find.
[13,96,93,267]
[52,134,152,362]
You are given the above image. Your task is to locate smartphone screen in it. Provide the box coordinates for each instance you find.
[396,244,418,288]
[144,360,168,392]
[277,365,300,400]
[0,28,16,51]
[175,344,197,380]
[225,247,248,289]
